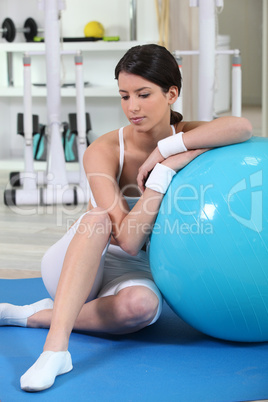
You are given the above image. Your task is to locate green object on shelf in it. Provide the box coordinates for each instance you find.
[103,36,120,41]
[33,36,44,42]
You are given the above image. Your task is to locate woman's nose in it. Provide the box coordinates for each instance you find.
[129,97,140,112]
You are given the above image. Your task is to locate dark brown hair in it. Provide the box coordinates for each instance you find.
[115,44,183,124]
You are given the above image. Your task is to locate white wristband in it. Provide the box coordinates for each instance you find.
[145,163,176,194]
[158,131,187,159]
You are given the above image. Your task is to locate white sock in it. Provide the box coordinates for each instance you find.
[20,351,73,392]
[0,298,54,327]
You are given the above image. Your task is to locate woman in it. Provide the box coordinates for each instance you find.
[0,44,252,392]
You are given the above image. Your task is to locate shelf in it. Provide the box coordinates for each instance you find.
[0,41,142,98]
[0,41,146,53]
[0,85,120,98]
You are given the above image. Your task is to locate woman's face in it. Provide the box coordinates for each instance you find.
[118,72,175,132]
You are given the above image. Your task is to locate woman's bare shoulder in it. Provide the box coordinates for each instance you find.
[86,129,119,155]
[83,129,120,173]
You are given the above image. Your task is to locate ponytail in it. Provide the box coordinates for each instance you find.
[170,110,183,125]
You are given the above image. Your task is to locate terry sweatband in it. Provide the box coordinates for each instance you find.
[158,131,187,159]
[145,163,176,194]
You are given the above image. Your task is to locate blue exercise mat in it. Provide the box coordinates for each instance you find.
[0,278,267,402]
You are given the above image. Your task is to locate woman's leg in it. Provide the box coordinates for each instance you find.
[0,209,108,328]
[21,284,160,392]
[41,210,109,301]
[20,207,112,392]
[28,269,162,334]
[26,251,162,334]
[0,299,53,327]
[20,285,160,392]
[74,285,160,334]
[43,207,111,352]
[28,284,160,334]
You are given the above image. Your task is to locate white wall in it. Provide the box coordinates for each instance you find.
[218,0,262,106]
[169,0,199,121]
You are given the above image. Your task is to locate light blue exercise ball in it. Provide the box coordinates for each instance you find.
[149,137,268,342]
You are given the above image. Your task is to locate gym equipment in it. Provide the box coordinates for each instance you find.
[173,50,242,118]
[4,53,90,205]
[4,0,90,206]
[9,112,91,187]
[1,17,43,42]
[150,137,268,342]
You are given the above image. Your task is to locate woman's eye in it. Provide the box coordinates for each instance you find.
[120,93,149,100]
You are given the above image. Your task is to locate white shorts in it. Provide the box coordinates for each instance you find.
[41,212,162,326]
[99,245,162,325]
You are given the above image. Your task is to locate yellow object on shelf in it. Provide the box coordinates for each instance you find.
[84,21,105,38]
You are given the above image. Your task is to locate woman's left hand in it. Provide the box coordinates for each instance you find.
[137,147,165,192]
[162,148,210,172]
[138,148,210,192]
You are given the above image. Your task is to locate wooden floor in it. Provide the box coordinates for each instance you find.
[0,161,86,279]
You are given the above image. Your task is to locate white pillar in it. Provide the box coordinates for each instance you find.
[232,55,242,117]
[75,54,86,145]
[23,56,33,147]
[44,0,68,186]
[75,54,88,192]
[198,0,216,121]
[23,55,36,191]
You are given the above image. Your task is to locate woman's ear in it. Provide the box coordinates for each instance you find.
[168,86,179,105]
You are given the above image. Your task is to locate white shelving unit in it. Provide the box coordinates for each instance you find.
[0,40,148,157]
[0,41,142,52]
[0,84,119,98]
[0,41,144,98]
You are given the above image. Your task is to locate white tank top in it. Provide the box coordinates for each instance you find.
[90,125,176,209]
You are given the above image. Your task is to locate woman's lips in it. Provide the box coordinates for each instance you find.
[131,117,145,124]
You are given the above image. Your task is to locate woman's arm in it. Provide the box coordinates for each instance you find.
[137,116,252,191]
[180,116,252,149]
[84,138,205,256]
[83,139,161,255]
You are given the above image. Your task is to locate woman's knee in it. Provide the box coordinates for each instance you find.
[116,286,159,327]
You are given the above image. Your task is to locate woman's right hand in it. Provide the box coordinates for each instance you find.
[137,147,165,192]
